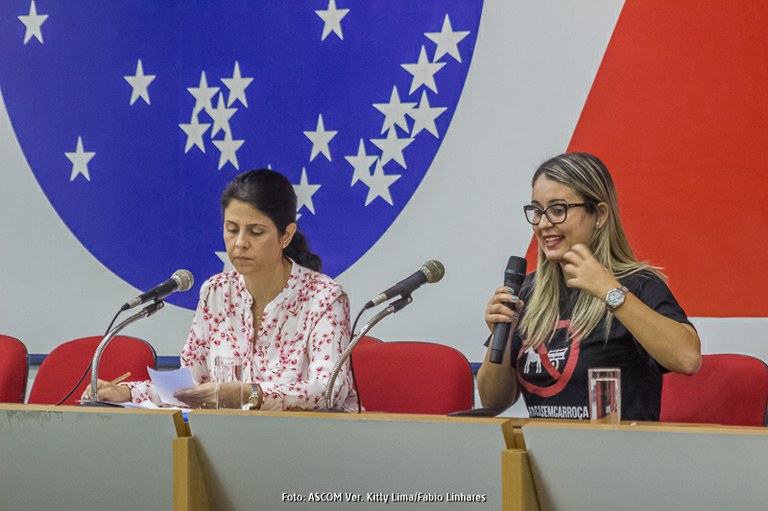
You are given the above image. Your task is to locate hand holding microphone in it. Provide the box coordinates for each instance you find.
[487,256,527,364]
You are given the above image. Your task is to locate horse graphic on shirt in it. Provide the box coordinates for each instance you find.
[523,347,542,374]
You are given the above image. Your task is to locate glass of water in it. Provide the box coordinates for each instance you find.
[214,355,244,409]
[588,368,621,424]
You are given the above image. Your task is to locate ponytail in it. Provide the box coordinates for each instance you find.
[284,230,322,272]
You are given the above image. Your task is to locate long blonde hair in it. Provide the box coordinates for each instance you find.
[519,153,661,349]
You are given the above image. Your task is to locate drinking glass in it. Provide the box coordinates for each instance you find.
[588,368,621,424]
[214,355,244,409]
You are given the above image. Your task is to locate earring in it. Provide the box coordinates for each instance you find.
[596,222,600,228]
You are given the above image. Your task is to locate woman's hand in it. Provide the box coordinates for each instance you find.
[561,244,620,299]
[478,286,525,411]
[484,286,525,332]
[563,244,701,374]
[174,382,216,408]
[174,382,248,409]
[81,379,131,403]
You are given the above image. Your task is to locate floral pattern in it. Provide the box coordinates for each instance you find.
[127,262,357,411]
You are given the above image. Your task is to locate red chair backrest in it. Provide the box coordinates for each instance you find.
[27,335,157,405]
[0,335,29,403]
[351,341,473,415]
[660,354,768,427]
[352,335,383,350]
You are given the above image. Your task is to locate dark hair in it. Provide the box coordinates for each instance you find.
[220,169,322,271]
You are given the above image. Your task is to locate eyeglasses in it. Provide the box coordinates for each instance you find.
[523,203,587,225]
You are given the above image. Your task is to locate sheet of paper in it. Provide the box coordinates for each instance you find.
[148,366,197,407]
[119,400,161,409]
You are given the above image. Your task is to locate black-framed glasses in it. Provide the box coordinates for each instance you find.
[523,203,587,225]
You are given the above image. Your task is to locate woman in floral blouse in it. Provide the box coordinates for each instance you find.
[86,169,358,411]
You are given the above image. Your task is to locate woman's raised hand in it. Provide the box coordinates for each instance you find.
[561,244,621,299]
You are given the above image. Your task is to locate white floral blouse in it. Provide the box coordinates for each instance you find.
[127,262,358,411]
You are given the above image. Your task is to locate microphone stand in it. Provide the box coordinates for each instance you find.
[323,295,412,411]
[81,301,165,407]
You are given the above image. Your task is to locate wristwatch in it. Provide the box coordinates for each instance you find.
[244,383,263,410]
[604,286,629,312]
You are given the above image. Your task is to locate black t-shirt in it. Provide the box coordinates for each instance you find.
[497,270,691,421]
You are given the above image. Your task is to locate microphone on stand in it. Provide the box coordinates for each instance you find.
[81,269,195,407]
[364,260,445,309]
[489,256,527,364]
[120,269,194,311]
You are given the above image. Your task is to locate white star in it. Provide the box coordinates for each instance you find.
[373,86,416,135]
[293,168,321,215]
[315,0,350,41]
[344,139,377,186]
[212,132,244,170]
[123,59,156,106]
[64,137,95,182]
[370,128,414,168]
[407,91,447,138]
[361,159,401,206]
[187,71,219,116]
[401,46,446,95]
[221,62,253,108]
[216,251,235,272]
[425,14,470,63]
[209,93,237,137]
[304,114,337,162]
[18,0,48,45]
[178,112,210,153]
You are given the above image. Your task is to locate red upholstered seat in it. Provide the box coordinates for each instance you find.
[0,335,29,403]
[27,335,157,405]
[351,341,474,415]
[660,353,768,427]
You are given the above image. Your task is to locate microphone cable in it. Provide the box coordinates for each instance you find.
[348,307,366,414]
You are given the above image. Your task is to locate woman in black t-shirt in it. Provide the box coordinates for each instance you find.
[477,153,701,420]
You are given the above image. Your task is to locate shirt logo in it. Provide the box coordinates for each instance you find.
[0,1,482,308]
[518,320,581,397]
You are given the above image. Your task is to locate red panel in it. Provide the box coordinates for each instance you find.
[566,0,768,316]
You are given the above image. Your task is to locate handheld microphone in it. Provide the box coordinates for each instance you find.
[364,260,445,309]
[120,269,194,311]
[489,256,527,364]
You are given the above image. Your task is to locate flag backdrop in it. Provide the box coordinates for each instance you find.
[1,0,767,388]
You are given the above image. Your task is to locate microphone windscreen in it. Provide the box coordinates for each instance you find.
[421,260,445,283]
[172,269,195,291]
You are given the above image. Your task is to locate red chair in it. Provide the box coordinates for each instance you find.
[351,341,474,415]
[0,335,28,403]
[660,354,768,427]
[352,335,382,351]
[27,335,157,405]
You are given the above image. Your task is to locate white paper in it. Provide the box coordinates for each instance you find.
[118,400,161,409]
[148,366,197,407]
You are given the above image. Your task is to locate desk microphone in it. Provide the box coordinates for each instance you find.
[120,269,194,311]
[364,260,444,309]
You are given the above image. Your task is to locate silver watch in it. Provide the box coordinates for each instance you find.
[605,286,629,312]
